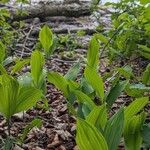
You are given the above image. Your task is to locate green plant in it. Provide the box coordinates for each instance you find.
[39,25,53,57]
[18,118,42,145]
[57,34,78,51]
[98,0,150,60]
[0,74,42,148]
[47,34,149,149]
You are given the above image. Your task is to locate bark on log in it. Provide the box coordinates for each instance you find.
[9,1,92,21]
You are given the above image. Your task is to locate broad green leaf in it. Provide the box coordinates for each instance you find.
[15,86,42,113]
[86,104,107,130]
[76,118,108,150]
[104,108,124,150]
[125,84,143,97]
[95,33,109,44]
[65,62,80,81]
[68,80,79,90]
[48,72,68,97]
[19,118,42,143]
[39,25,53,55]
[0,75,19,119]
[73,90,95,110]
[142,64,150,86]
[129,83,150,91]
[11,59,30,74]
[0,41,5,64]
[80,77,94,95]
[87,36,100,69]
[31,50,45,87]
[124,97,149,124]
[82,104,92,117]
[106,80,128,109]
[118,65,133,79]
[0,75,42,119]
[142,123,150,148]
[84,66,104,101]
[125,83,150,97]
[124,112,146,150]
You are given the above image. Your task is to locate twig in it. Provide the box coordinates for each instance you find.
[20,25,34,58]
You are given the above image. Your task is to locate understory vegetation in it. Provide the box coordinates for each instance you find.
[0,0,150,149]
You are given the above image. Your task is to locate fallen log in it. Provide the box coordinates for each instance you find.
[30,26,97,36]
[9,1,92,21]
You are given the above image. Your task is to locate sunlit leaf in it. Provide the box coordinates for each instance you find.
[65,62,80,81]
[87,36,100,69]
[95,33,109,44]
[0,75,19,119]
[106,80,128,109]
[76,118,108,150]
[19,118,42,144]
[39,25,53,55]
[11,59,30,74]
[48,72,68,97]
[124,97,149,124]
[72,90,95,110]
[15,86,42,113]
[124,112,146,150]
[104,108,124,150]
[86,104,107,130]
[30,50,45,88]
[84,66,104,101]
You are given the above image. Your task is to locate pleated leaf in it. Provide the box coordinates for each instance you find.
[0,75,19,119]
[0,75,42,119]
[106,80,128,109]
[124,112,146,150]
[30,50,45,87]
[124,97,149,124]
[11,59,30,74]
[76,118,108,150]
[15,86,42,113]
[39,25,53,55]
[87,36,100,69]
[48,72,68,97]
[104,108,124,150]
[84,66,104,101]
[86,104,107,130]
[65,62,80,81]
[73,90,95,110]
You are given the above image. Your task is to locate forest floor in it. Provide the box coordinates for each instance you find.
[0,3,149,150]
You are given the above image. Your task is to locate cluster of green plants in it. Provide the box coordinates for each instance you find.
[47,34,150,149]
[0,0,150,149]
[99,0,150,60]
[0,25,150,150]
[0,25,53,149]
[0,23,150,150]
